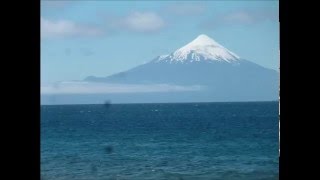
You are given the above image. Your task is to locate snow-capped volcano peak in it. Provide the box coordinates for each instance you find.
[186,34,223,47]
[157,34,240,63]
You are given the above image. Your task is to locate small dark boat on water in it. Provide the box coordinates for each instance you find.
[103,100,111,108]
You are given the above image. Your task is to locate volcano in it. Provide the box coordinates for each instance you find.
[83,34,279,102]
[41,34,279,104]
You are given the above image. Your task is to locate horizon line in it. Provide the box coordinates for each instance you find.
[41,100,279,106]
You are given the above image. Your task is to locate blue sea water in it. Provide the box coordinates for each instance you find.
[41,102,279,180]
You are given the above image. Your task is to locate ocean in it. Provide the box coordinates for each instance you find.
[41,102,279,180]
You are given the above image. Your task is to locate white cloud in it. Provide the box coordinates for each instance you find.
[41,17,104,38]
[41,81,203,94]
[166,3,205,16]
[41,0,70,9]
[121,12,165,32]
[203,9,278,29]
[222,10,278,25]
[223,11,256,24]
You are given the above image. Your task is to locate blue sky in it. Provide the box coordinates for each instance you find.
[41,0,279,84]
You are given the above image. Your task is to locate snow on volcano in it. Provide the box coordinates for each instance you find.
[155,34,240,63]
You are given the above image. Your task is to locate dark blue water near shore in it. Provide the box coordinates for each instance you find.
[41,102,279,180]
